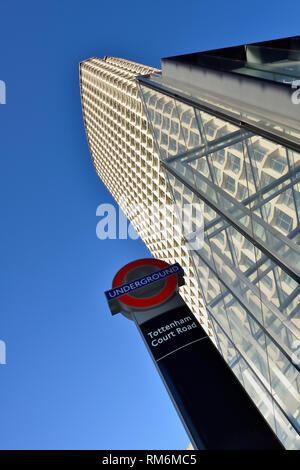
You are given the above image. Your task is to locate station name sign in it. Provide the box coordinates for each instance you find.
[140,306,207,361]
[105,263,183,301]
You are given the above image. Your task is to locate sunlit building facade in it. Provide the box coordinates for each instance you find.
[80,37,300,449]
[79,57,209,333]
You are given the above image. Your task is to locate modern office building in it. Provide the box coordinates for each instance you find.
[79,56,209,333]
[80,36,300,449]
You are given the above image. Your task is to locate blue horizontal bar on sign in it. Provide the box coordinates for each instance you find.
[105,263,183,301]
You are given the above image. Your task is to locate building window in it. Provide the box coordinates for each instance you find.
[198,157,209,175]
[228,152,241,174]
[162,116,170,131]
[181,110,192,126]
[206,123,217,138]
[275,209,293,233]
[283,189,295,208]
[169,138,177,153]
[246,162,258,182]
[213,167,221,184]
[164,101,173,116]
[237,184,248,201]
[170,120,179,136]
[215,149,225,164]
[269,155,287,174]
[189,131,200,148]
[154,112,162,126]
[223,174,236,194]
[233,141,243,153]
[157,98,164,110]
[261,201,271,219]
[161,132,168,146]
[251,145,266,162]
[261,172,276,188]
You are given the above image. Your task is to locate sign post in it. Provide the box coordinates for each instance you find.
[105,258,283,450]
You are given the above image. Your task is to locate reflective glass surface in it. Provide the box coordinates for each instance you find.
[140,83,300,448]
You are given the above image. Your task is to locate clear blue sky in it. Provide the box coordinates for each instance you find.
[0,0,299,450]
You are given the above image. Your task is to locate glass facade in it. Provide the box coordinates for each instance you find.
[139,80,300,449]
[196,44,300,84]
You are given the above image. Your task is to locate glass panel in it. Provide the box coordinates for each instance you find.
[139,85,187,160]
[239,358,277,434]
[273,401,300,450]
[140,81,300,447]
[139,73,300,147]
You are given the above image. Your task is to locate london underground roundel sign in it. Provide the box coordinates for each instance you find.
[105,258,184,314]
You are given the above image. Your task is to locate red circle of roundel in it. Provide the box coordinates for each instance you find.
[112,258,177,309]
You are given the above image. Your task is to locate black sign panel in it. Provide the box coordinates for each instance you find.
[137,304,283,450]
[139,306,207,361]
